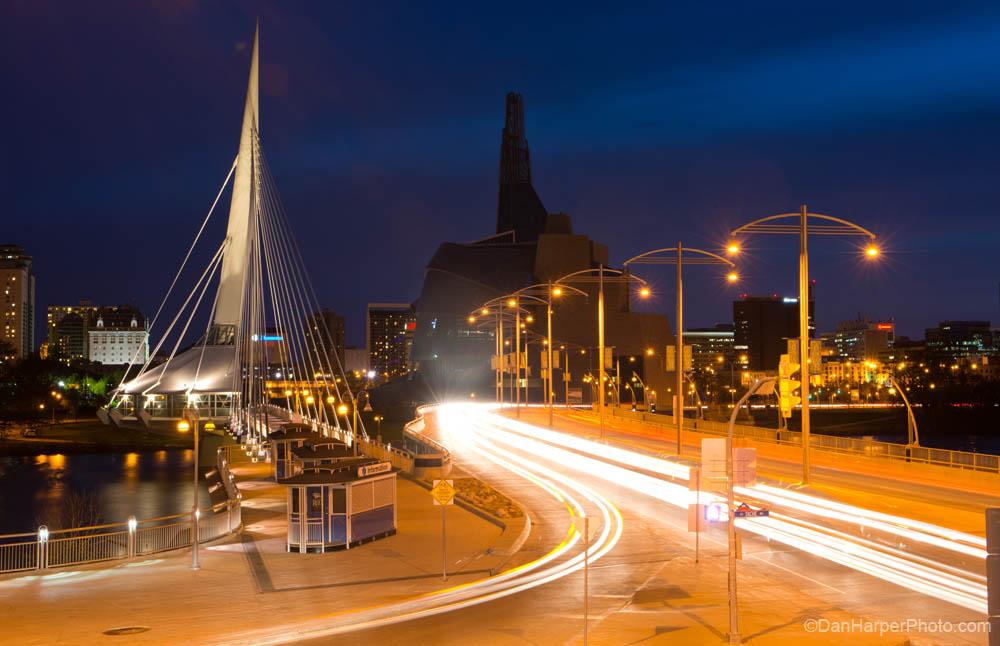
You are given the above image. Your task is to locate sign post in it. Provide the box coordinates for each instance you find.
[431,479,456,581]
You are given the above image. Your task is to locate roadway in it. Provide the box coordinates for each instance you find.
[552,406,1000,527]
[228,403,988,645]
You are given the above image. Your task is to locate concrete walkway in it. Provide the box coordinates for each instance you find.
[0,462,522,645]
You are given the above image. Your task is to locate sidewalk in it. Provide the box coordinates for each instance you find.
[0,462,521,645]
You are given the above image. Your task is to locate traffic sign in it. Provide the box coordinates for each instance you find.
[431,479,455,506]
[733,502,769,518]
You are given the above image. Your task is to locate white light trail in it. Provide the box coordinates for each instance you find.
[471,404,989,614]
[217,404,623,646]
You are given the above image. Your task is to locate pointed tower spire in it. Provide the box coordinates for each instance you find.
[496,92,547,241]
[214,24,259,327]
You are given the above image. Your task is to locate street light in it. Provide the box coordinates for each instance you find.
[885,375,919,447]
[729,206,879,483]
[624,244,737,455]
[726,377,776,645]
[473,283,585,424]
[556,267,650,441]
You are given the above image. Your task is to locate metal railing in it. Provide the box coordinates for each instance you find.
[0,444,249,577]
[598,406,1000,474]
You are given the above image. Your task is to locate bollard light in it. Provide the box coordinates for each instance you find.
[127,516,137,532]
[38,525,49,542]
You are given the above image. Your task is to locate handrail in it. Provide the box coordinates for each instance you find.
[596,405,999,474]
[0,443,248,575]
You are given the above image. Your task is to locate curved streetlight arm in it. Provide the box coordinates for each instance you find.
[511,282,589,299]
[624,247,735,268]
[555,267,649,286]
[730,212,876,239]
[885,376,920,447]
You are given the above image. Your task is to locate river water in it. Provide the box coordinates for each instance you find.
[0,450,211,535]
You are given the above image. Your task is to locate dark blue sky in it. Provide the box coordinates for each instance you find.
[3,1,999,346]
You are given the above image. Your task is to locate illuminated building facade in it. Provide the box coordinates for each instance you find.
[820,317,894,362]
[685,324,736,370]
[0,244,35,361]
[925,320,998,358]
[88,309,149,365]
[367,303,414,380]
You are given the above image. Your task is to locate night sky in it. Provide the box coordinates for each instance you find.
[3,1,1000,347]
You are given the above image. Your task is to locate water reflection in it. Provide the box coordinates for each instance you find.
[0,451,211,534]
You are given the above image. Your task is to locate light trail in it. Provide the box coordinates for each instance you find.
[469,404,989,614]
[217,404,623,646]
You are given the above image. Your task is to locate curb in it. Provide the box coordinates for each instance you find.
[397,471,531,575]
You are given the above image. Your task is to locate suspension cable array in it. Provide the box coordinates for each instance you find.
[109,123,367,446]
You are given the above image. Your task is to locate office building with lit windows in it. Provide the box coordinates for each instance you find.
[685,323,736,370]
[820,317,894,362]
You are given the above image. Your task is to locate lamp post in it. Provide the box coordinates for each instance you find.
[471,284,585,425]
[336,403,356,455]
[556,268,649,442]
[726,377,776,645]
[181,404,200,571]
[624,245,737,455]
[729,206,879,482]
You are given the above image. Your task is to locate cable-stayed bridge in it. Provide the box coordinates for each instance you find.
[99,25,365,446]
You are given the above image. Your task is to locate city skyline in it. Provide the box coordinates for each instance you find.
[3,3,1000,346]
[3,9,1000,645]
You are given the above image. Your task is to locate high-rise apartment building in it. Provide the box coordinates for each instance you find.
[0,244,35,361]
[733,294,814,371]
[47,300,100,350]
[367,303,415,380]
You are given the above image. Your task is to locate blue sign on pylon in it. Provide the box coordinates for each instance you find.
[733,502,769,519]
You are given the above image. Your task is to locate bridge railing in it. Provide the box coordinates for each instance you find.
[0,444,249,577]
[598,406,1000,474]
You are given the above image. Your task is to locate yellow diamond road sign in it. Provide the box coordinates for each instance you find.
[431,479,455,506]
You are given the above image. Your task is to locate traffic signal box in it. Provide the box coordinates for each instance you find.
[778,353,801,419]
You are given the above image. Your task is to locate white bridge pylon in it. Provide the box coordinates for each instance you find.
[103,25,365,445]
